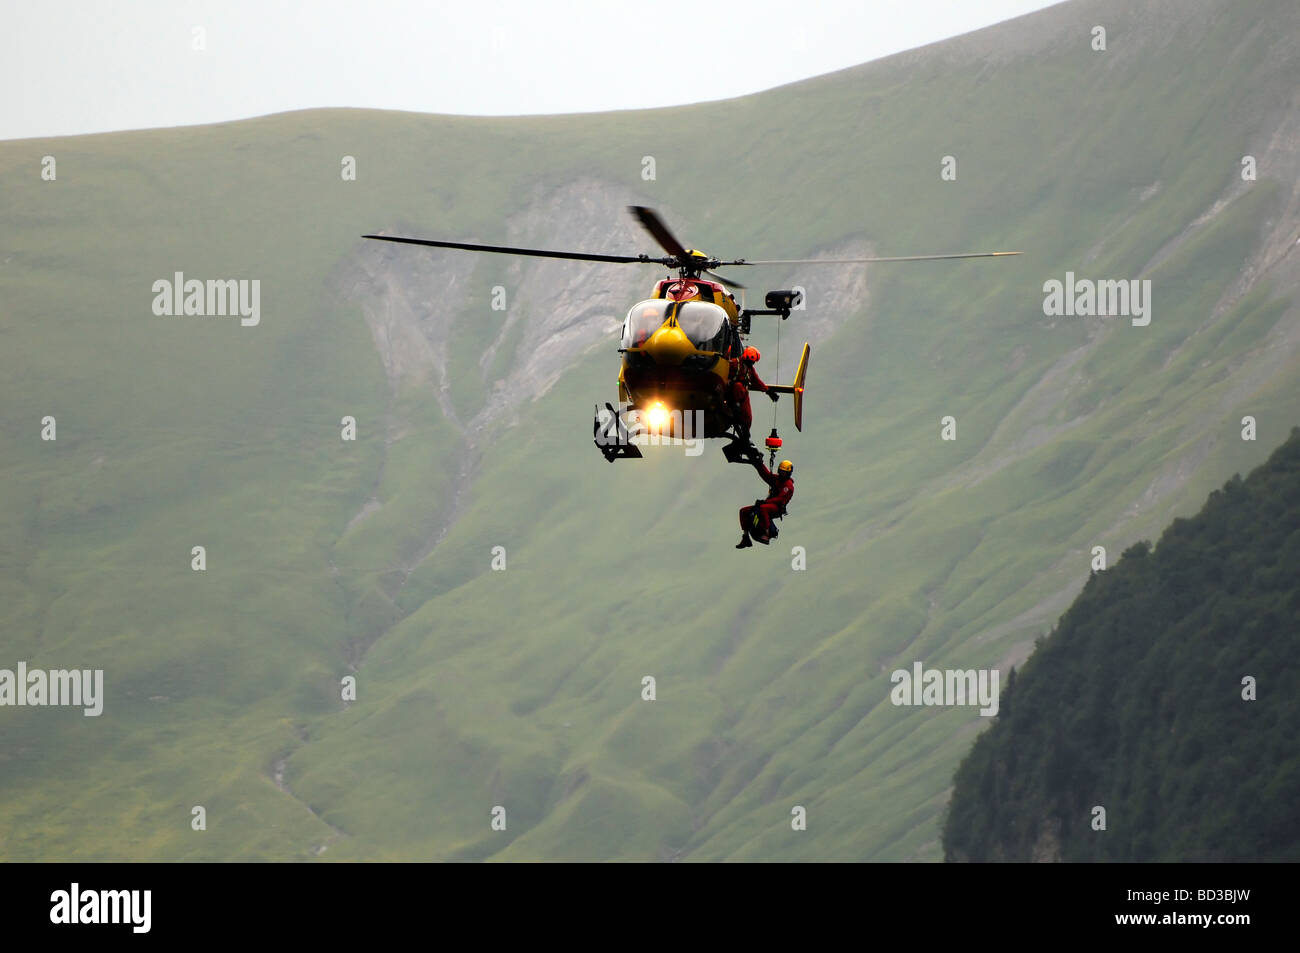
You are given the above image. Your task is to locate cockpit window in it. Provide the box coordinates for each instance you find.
[675,301,729,353]
[623,299,670,349]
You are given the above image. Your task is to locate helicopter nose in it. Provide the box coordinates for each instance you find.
[644,325,694,364]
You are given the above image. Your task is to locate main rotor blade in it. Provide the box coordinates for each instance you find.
[705,270,746,289]
[362,234,671,266]
[722,251,1022,265]
[627,206,691,262]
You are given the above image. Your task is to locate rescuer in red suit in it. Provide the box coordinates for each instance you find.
[737,457,794,548]
[730,346,778,442]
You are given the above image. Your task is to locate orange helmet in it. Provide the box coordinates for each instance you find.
[742,346,761,363]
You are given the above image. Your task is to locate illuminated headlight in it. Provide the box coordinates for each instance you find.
[646,402,669,429]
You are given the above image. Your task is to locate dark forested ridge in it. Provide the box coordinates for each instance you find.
[943,428,1300,862]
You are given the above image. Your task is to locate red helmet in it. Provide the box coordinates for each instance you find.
[742,346,761,363]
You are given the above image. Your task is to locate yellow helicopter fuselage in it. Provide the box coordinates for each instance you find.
[618,274,741,438]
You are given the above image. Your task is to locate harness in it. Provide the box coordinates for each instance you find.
[730,357,760,387]
[758,477,793,518]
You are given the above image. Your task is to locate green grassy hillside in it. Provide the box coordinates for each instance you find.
[1,0,1298,860]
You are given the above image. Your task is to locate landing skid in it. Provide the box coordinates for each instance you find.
[595,403,764,465]
[593,403,644,462]
[598,442,643,463]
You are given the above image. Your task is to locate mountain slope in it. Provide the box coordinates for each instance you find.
[1,0,1298,860]
[943,428,1300,862]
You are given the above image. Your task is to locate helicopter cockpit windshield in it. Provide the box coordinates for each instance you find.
[675,301,729,353]
[622,300,670,349]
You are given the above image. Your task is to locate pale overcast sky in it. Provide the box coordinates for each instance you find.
[2,0,1062,141]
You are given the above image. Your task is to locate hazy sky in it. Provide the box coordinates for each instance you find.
[2,0,1062,141]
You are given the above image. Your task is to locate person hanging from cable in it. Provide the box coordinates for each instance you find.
[728,346,778,444]
[736,451,794,549]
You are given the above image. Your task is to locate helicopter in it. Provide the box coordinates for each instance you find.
[363,206,1018,465]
